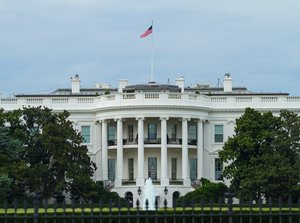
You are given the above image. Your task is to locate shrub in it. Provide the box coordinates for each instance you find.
[176,178,227,205]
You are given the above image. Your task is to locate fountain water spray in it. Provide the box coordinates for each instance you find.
[143,178,155,210]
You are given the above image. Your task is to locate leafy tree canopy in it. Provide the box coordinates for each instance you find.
[219,108,300,202]
[2,106,96,201]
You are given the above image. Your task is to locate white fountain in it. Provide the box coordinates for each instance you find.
[143,178,155,210]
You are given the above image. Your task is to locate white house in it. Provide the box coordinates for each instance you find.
[1,74,299,207]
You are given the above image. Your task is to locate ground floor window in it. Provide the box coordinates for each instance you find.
[171,158,177,180]
[148,157,157,180]
[108,159,115,181]
[190,158,197,180]
[215,158,223,180]
[128,158,134,180]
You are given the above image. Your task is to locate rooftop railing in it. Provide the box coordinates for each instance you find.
[1,93,300,111]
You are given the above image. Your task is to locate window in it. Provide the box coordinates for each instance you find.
[128,125,134,142]
[171,158,177,180]
[81,126,90,143]
[215,158,223,181]
[148,157,157,180]
[190,158,197,180]
[188,124,197,145]
[128,158,134,180]
[108,159,116,181]
[108,126,116,145]
[170,124,177,139]
[108,126,116,140]
[214,125,224,143]
[148,123,157,140]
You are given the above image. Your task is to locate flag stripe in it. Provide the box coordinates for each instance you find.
[140,26,153,38]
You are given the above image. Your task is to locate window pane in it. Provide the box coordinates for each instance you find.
[171,158,177,180]
[214,125,223,134]
[128,158,134,180]
[148,124,157,139]
[108,126,116,140]
[108,159,116,181]
[128,125,134,142]
[81,126,90,143]
[148,157,157,180]
[188,125,197,140]
[215,158,223,181]
[214,125,223,143]
[170,124,177,139]
[190,158,197,180]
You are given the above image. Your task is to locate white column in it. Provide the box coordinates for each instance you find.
[94,121,102,181]
[182,117,190,185]
[101,120,108,181]
[160,117,169,185]
[136,117,144,185]
[115,118,123,187]
[197,119,204,180]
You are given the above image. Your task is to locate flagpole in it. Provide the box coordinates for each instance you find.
[150,20,154,82]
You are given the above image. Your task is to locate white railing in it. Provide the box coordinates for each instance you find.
[1,94,300,111]
[145,93,159,99]
[236,97,252,103]
[78,98,94,103]
[123,94,136,100]
[52,98,69,104]
[1,99,18,104]
[261,97,278,103]
[26,99,43,104]
[211,97,227,103]
[287,97,300,102]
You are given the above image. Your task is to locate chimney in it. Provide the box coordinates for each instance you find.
[118,79,128,93]
[71,74,80,94]
[176,76,185,92]
[223,73,232,92]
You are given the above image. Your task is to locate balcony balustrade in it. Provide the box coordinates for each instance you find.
[2,93,298,112]
[107,138,198,146]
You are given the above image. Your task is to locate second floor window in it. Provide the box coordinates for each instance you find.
[108,126,116,140]
[81,126,90,143]
[128,125,134,142]
[214,125,224,143]
[188,124,197,140]
[170,124,177,139]
[148,123,157,139]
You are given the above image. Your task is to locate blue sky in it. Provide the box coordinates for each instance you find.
[1,0,300,96]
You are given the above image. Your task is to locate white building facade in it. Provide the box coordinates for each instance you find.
[1,74,300,207]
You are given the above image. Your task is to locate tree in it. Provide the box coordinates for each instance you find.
[5,106,96,201]
[0,125,25,200]
[219,108,300,202]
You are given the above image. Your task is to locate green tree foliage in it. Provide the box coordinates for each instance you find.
[3,106,96,201]
[219,108,300,202]
[0,175,12,200]
[176,179,227,205]
[0,125,25,200]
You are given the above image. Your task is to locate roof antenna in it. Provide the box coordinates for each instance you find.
[217,78,220,87]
